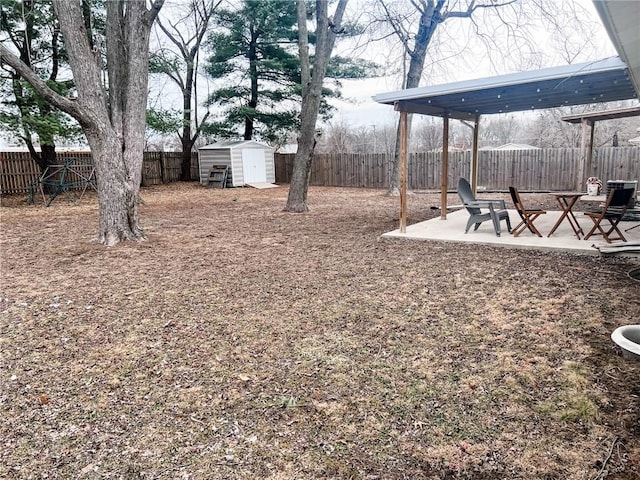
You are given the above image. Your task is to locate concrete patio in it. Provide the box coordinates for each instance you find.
[383,208,640,255]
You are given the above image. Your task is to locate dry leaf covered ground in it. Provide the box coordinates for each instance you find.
[1,183,639,479]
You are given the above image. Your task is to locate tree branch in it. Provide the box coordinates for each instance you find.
[192,110,211,142]
[145,0,165,25]
[156,17,190,59]
[443,0,517,20]
[189,0,222,59]
[378,0,413,56]
[49,29,59,81]
[0,8,25,53]
[0,45,88,124]
[408,0,425,15]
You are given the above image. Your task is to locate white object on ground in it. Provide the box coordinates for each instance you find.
[611,325,640,361]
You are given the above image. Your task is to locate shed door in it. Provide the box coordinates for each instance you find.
[241,149,267,184]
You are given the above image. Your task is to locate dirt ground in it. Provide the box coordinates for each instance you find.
[1,183,639,479]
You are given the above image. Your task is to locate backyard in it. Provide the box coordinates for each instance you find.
[1,183,639,479]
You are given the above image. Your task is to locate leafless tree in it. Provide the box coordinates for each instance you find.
[528,102,640,149]
[375,122,400,155]
[370,0,516,193]
[285,0,348,212]
[479,115,522,147]
[1,0,164,246]
[411,117,442,151]
[316,122,384,153]
[151,0,220,180]
[319,120,355,153]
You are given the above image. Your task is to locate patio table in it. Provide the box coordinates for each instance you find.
[547,192,584,239]
[580,194,606,203]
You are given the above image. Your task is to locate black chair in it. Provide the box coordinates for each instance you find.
[584,188,635,243]
[457,178,511,236]
[509,186,547,237]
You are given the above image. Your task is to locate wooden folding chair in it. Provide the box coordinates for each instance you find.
[509,186,547,237]
[583,188,635,243]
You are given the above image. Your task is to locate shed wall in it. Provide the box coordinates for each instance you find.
[198,150,231,185]
[199,142,275,187]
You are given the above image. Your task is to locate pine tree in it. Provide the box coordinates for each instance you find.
[204,0,301,145]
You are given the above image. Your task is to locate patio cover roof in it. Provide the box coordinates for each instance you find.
[373,57,638,120]
[594,0,640,96]
[561,105,640,124]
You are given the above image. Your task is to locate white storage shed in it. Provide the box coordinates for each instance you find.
[198,140,275,187]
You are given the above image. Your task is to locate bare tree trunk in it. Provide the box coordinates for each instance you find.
[85,127,141,245]
[285,0,348,212]
[244,30,259,141]
[181,63,195,181]
[102,0,156,241]
[181,136,193,181]
[286,91,321,211]
[385,0,520,195]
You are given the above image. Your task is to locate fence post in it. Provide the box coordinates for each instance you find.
[158,152,165,184]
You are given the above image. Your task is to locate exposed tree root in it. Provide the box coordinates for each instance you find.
[92,228,146,246]
[283,203,309,213]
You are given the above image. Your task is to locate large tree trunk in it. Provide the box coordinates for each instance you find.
[286,92,322,211]
[284,0,348,212]
[40,144,57,168]
[85,127,142,244]
[180,134,193,181]
[244,31,259,141]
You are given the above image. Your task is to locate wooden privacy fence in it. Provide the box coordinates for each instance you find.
[275,147,640,191]
[141,152,199,186]
[1,152,92,195]
[3,148,639,194]
[0,151,198,194]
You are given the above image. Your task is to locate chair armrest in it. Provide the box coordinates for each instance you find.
[465,200,504,211]
[481,198,507,209]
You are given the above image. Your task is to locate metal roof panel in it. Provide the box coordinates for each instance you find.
[373,57,637,119]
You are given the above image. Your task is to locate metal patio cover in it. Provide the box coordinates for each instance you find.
[373,57,638,120]
[594,0,640,97]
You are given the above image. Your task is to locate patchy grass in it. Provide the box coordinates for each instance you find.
[1,183,639,479]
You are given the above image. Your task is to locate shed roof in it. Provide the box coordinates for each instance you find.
[485,143,540,151]
[198,140,272,150]
[373,57,637,120]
